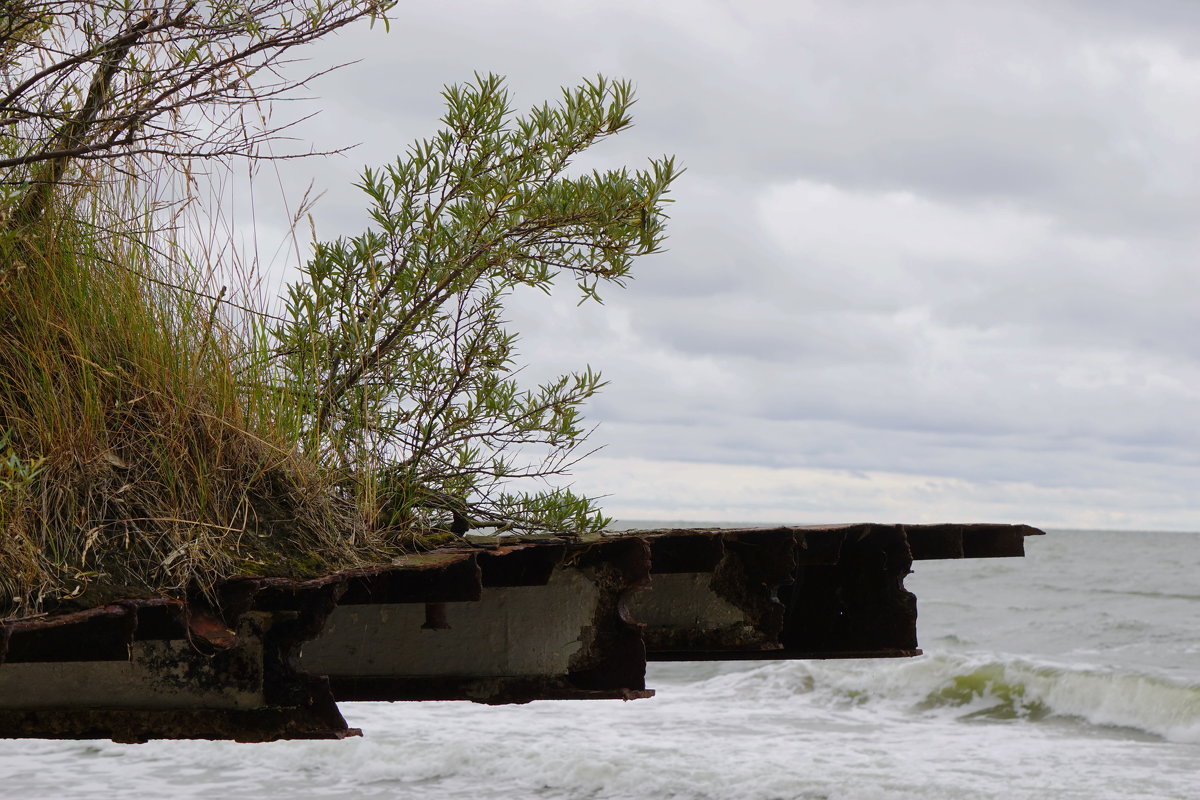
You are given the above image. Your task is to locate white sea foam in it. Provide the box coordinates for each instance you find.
[0,530,1197,799]
[1,655,1197,800]
[666,653,1200,743]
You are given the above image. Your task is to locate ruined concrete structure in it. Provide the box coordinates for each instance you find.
[0,523,1042,741]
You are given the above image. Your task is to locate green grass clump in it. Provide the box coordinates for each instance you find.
[0,184,378,618]
[0,74,677,618]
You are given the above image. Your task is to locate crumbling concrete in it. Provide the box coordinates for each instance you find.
[0,522,1043,741]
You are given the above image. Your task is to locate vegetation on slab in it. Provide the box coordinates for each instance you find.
[0,2,678,617]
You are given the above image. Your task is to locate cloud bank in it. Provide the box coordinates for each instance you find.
[240,0,1200,530]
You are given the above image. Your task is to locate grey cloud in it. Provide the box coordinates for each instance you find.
[222,0,1200,529]
[277,0,1200,240]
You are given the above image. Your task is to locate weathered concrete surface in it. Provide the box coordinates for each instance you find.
[0,598,355,742]
[0,522,1042,741]
[0,620,267,710]
[301,538,653,704]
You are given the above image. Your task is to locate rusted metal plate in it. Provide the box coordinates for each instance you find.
[338,554,482,604]
[2,605,135,663]
[904,523,1042,560]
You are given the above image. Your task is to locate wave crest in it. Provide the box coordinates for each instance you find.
[679,653,1200,743]
[917,656,1200,742]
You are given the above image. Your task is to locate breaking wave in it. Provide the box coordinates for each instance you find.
[674,652,1200,743]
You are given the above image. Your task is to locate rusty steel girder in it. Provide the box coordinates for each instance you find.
[629,523,1043,661]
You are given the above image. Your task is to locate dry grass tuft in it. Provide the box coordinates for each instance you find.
[0,184,380,618]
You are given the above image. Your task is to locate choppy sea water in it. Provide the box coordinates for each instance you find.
[2,528,1198,799]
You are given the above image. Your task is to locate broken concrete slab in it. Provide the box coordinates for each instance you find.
[0,522,1043,741]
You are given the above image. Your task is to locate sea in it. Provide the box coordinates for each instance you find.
[1,527,1197,799]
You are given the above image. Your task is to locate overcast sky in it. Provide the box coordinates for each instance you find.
[234,0,1200,531]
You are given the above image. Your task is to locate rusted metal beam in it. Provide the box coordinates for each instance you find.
[628,523,1043,662]
[781,524,918,658]
[904,523,1040,560]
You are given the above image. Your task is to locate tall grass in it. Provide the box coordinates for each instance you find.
[0,175,378,618]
